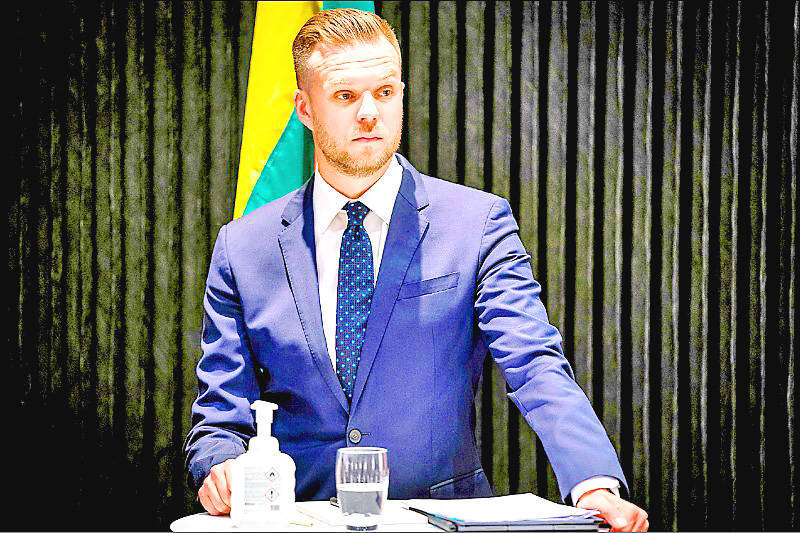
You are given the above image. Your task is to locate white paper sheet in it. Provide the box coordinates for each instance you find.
[403,493,599,524]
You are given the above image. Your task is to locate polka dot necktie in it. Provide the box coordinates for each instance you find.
[335,201,374,400]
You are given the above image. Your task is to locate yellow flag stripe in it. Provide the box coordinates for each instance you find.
[234,1,322,220]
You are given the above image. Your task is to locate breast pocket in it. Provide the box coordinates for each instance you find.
[397,272,460,300]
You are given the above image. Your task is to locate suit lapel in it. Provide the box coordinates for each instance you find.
[350,158,430,413]
[278,180,350,415]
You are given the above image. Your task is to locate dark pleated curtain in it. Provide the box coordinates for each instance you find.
[10,1,799,531]
[11,1,255,529]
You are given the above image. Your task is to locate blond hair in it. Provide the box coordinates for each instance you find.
[292,8,401,88]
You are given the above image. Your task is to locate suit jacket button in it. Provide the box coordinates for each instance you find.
[348,428,362,444]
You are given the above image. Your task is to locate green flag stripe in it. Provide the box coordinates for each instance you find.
[322,1,375,11]
[243,110,314,217]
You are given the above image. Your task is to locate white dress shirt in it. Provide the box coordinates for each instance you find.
[311,153,619,504]
[313,155,403,371]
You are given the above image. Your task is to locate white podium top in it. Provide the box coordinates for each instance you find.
[170,500,439,532]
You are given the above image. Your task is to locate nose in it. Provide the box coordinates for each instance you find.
[357,93,378,124]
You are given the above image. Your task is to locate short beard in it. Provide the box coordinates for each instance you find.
[312,114,403,178]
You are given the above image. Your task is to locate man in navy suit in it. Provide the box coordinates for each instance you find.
[185,8,648,532]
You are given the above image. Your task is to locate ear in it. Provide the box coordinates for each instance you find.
[294,89,313,131]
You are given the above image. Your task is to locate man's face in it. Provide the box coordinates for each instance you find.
[295,36,404,178]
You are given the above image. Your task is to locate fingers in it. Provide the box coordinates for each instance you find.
[200,478,228,515]
[222,460,234,502]
[198,462,233,515]
[210,463,232,508]
[631,511,649,532]
[619,507,648,532]
[608,514,629,532]
[199,483,224,515]
[581,491,647,532]
[198,487,219,516]
[612,504,650,531]
[584,493,628,531]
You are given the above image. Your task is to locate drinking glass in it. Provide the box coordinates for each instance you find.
[335,447,389,531]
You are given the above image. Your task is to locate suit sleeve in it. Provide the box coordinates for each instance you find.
[474,197,628,502]
[183,224,262,491]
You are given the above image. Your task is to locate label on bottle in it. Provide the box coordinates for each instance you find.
[242,466,282,511]
[242,468,267,507]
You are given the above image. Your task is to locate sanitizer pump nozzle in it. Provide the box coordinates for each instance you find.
[248,400,279,453]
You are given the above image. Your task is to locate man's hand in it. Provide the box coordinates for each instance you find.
[576,488,649,532]
[198,459,235,515]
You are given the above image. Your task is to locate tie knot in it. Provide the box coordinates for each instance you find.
[345,201,369,226]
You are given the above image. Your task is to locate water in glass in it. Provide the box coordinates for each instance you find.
[335,447,389,531]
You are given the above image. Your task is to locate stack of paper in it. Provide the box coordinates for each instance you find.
[403,493,604,532]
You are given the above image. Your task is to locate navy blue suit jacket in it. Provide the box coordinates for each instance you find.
[185,154,627,501]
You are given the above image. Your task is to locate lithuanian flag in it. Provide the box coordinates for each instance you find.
[234,0,376,220]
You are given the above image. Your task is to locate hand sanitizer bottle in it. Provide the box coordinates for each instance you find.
[230,401,296,528]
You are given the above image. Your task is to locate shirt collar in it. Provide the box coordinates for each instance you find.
[313,154,403,236]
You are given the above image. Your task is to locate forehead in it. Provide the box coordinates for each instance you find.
[306,37,401,88]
